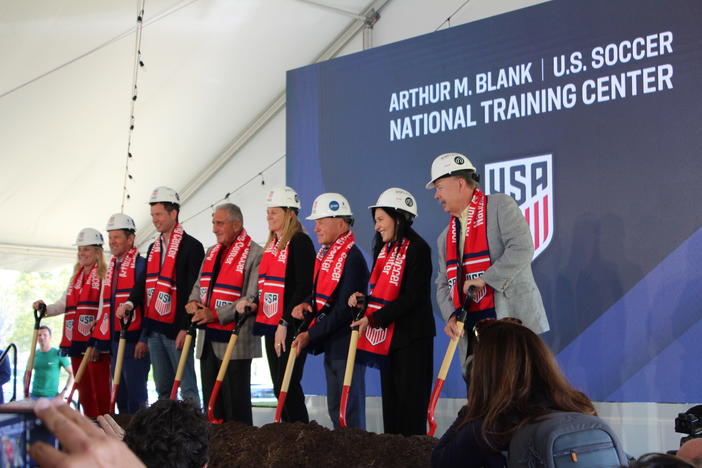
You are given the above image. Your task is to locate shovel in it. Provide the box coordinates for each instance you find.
[109,309,133,413]
[170,322,196,400]
[339,296,367,428]
[66,345,95,405]
[274,309,314,423]
[25,304,47,398]
[427,286,475,436]
[207,307,255,424]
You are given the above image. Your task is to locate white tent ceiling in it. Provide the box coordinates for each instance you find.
[0,0,546,272]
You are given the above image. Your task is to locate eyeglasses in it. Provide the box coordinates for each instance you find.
[472,317,523,341]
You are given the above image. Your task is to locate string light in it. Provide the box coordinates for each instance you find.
[120,0,147,214]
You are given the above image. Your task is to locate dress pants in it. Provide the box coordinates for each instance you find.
[200,340,253,425]
[71,353,111,418]
[380,337,433,435]
[264,334,309,423]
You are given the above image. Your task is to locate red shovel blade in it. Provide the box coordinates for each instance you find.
[110,384,119,414]
[339,385,351,428]
[170,380,181,400]
[427,378,446,437]
[207,380,224,424]
[274,391,287,423]
[66,385,77,405]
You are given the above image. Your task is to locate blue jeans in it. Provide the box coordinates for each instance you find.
[110,340,150,413]
[324,355,366,430]
[147,332,200,407]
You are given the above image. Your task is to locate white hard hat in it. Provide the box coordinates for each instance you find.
[265,186,301,210]
[74,228,104,246]
[149,186,180,205]
[426,152,477,189]
[306,193,353,220]
[369,187,418,218]
[106,213,136,231]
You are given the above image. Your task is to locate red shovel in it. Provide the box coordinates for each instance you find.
[170,322,196,400]
[427,286,475,436]
[207,307,255,424]
[339,296,367,428]
[25,304,46,398]
[274,309,314,423]
[109,309,133,413]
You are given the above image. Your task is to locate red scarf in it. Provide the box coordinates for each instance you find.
[254,236,289,336]
[357,238,409,368]
[446,189,495,318]
[93,247,142,348]
[198,230,252,342]
[144,224,184,330]
[307,231,355,335]
[61,264,101,356]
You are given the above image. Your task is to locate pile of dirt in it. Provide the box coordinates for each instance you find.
[208,421,437,468]
[115,415,437,466]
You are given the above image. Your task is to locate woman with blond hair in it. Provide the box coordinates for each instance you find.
[239,186,315,423]
[432,319,595,467]
[33,227,112,418]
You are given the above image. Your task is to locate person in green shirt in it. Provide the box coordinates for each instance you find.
[24,326,74,398]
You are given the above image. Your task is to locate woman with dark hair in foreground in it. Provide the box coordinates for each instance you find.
[431,319,595,467]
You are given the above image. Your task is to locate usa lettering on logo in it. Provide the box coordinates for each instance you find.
[263,292,278,318]
[365,326,387,346]
[484,154,553,259]
[147,287,155,301]
[78,315,94,336]
[215,299,233,309]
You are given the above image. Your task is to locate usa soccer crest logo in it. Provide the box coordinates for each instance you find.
[263,292,279,318]
[156,291,172,316]
[484,154,553,259]
[78,315,94,336]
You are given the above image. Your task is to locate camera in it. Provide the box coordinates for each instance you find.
[675,405,702,446]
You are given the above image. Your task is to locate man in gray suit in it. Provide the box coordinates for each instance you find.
[186,203,262,424]
[428,152,549,375]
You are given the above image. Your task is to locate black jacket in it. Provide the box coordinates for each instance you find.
[128,231,205,339]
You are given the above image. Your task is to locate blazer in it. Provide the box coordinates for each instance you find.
[189,241,263,361]
[435,193,549,372]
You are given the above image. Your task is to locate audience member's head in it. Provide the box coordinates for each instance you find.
[463,319,595,446]
[630,453,696,468]
[124,399,209,468]
[678,439,702,467]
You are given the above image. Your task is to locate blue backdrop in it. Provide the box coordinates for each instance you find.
[286,0,702,402]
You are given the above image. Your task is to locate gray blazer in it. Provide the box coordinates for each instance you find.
[189,241,263,361]
[436,193,549,372]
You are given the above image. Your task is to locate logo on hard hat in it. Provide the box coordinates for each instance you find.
[405,197,414,207]
[294,194,299,203]
[454,156,465,165]
[485,154,553,259]
[174,192,180,202]
[329,201,340,211]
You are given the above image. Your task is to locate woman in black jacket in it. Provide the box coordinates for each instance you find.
[348,187,436,435]
[241,186,315,423]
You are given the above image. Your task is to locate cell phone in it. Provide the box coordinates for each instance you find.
[0,405,57,467]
